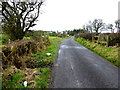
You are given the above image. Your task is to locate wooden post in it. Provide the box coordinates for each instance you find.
[107,35,109,47]
[92,33,94,42]
[98,34,101,44]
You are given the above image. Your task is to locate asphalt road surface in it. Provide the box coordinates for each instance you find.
[52,37,118,88]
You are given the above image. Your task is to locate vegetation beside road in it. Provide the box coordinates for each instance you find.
[75,37,120,67]
[2,36,69,88]
[33,37,69,88]
[0,34,10,45]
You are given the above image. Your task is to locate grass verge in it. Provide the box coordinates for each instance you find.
[74,37,120,67]
[34,68,51,88]
[2,72,25,88]
[32,37,69,88]
[2,37,70,88]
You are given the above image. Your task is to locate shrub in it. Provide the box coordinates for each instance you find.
[2,36,50,69]
[109,33,120,46]
[98,33,120,46]
[75,33,92,41]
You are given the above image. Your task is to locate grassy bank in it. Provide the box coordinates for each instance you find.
[2,37,69,88]
[74,37,120,67]
[32,37,69,88]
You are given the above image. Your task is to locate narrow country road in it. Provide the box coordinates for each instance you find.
[52,37,118,88]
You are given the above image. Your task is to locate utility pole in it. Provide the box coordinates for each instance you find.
[117,2,120,33]
[115,20,120,33]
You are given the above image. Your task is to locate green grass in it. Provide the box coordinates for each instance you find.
[31,37,70,88]
[75,37,120,67]
[32,37,70,67]
[0,35,30,45]
[0,40,2,45]
[2,72,25,88]
[2,37,70,88]
[0,34,10,45]
[35,68,51,88]
[23,36,31,40]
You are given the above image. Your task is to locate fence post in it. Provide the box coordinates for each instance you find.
[98,34,101,44]
[107,35,109,47]
[92,33,94,42]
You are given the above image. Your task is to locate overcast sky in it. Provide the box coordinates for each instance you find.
[32,0,119,31]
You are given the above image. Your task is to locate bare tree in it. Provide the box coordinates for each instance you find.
[1,0,44,40]
[92,19,104,33]
[86,20,93,33]
[107,24,114,33]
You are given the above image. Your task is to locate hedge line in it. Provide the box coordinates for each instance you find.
[1,36,50,69]
[75,33,120,46]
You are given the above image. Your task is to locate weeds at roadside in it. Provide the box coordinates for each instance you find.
[2,72,25,88]
[2,37,70,88]
[34,68,51,88]
[31,37,70,88]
